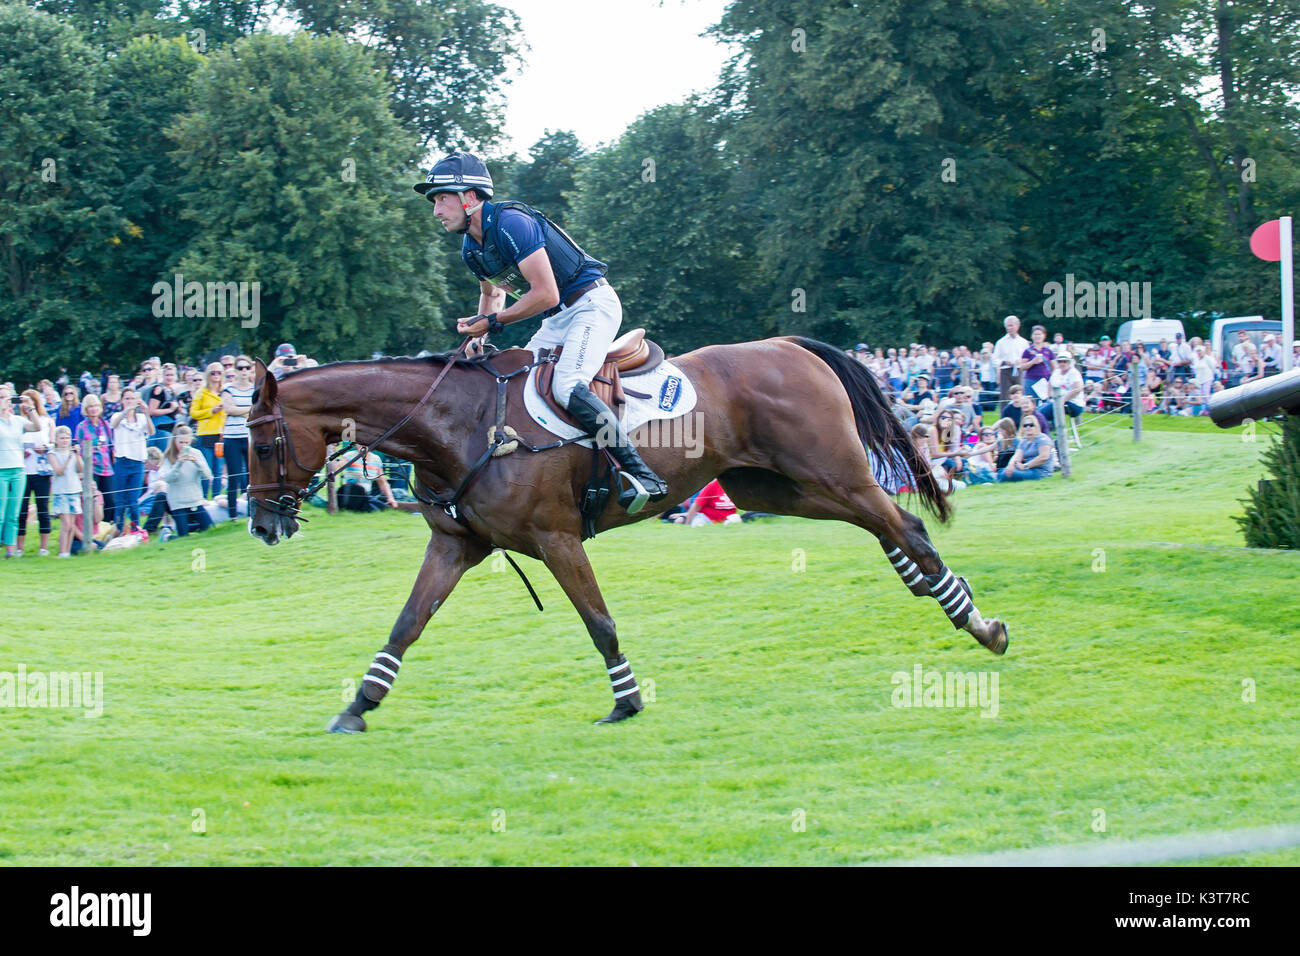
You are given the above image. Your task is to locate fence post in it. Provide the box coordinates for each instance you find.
[1052,386,1072,477]
[80,440,96,554]
[1131,367,1143,441]
[326,444,338,514]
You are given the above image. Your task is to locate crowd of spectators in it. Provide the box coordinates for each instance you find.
[5,321,1296,548]
[0,344,323,558]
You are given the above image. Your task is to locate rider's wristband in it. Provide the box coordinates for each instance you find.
[483,313,505,335]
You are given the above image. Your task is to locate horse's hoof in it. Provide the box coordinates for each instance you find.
[326,713,366,734]
[595,701,642,724]
[981,620,1009,656]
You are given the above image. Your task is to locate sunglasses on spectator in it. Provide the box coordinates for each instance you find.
[235,364,252,371]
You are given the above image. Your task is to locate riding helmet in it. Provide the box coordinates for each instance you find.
[414,151,494,199]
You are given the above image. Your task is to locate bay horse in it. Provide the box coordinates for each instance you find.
[245,336,1008,733]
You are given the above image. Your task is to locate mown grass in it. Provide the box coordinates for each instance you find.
[2,415,1296,865]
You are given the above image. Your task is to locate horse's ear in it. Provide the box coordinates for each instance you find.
[254,358,276,404]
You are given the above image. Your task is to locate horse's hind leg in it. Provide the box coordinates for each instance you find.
[717,468,1008,655]
[537,531,644,724]
[328,531,491,733]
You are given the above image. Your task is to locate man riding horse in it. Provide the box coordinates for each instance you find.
[414,150,667,514]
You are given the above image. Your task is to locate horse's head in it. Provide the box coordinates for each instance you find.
[246,358,326,545]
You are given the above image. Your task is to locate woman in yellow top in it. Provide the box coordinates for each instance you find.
[188,362,227,501]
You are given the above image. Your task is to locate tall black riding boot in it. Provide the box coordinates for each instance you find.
[566,382,668,514]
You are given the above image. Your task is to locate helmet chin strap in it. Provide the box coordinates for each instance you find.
[455,190,483,234]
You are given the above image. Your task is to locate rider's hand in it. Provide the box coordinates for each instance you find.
[457,315,490,337]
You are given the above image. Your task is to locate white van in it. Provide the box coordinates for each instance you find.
[1211,316,1282,373]
[1114,318,1186,347]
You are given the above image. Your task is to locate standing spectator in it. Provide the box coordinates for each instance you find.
[268,343,303,380]
[0,395,40,557]
[1169,332,1194,382]
[886,349,906,392]
[38,380,60,415]
[998,417,1053,482]
[176,368,204,427]
[1050,331,1068,356]
[977,343,998,404]
[993,315,1030,402]
[851,343,871,367]
[932,351,955,392]
[1192,345,1216,409]
[47,425,83,558]
[1233,341,1261,386]
[157,426,214,536]
[110,387,154,531]
[220,355,256,521]
[189,363,227,501]
[143,363,181,450]
[16,390,54,556]
[101,374,125,418]
[74,394,117,529]
[55,384,83,435]
[1019,324,1056,400]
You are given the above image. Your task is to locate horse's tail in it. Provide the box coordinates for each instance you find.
[787,336,952,524]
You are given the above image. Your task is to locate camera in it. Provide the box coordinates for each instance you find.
[282,357,297,367]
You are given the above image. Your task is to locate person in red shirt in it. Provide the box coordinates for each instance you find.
[671,478,738,526]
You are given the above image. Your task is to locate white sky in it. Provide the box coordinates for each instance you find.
[496,0,733,157]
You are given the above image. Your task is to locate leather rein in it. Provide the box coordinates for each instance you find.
[244,342,583,612]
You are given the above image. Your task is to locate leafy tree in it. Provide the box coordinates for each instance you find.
[0,2,124,383]
[1237,414,1300,549]
[570,102,762,354]
[167,31,447,361]
[287,0,524,156]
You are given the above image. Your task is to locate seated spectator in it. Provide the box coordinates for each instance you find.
[1004,392,1051,434]
[1044,353,1084,437]
[331,443,399,511]
[155,425,213,536]
[991,417,1019,470]
[670,478,739,525]
[908,423,964,493]
[954,425,999,484]
[933,409,966,481]
[998,417,1053,482]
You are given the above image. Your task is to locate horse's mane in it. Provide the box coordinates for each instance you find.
[276,348,504,380]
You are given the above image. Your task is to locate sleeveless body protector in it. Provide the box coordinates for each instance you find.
[462,200,607,304]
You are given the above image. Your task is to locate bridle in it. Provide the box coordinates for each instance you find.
[246,341,470,524]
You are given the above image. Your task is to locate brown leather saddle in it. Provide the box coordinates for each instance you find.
[535,328,665,428]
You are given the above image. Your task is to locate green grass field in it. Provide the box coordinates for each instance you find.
[3,415,1297,865]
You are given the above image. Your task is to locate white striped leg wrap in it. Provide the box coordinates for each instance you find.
[607,656,640,700]
[362,649,403,701]
[883,542,928,594]
[925,567,974,629]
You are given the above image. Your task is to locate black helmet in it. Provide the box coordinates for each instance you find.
[414,151,494,199]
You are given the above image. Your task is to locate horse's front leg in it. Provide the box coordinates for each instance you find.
[327,531,491,733]
[539,532,644,724]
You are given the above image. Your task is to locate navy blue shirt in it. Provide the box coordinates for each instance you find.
[461,203,605,304]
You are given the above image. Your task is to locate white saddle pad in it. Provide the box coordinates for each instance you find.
[523,359,698,446]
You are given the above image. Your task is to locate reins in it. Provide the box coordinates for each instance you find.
[247,341,585,613]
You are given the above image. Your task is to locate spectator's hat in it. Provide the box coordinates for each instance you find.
[1055,352,1073,364]
[1263,334,1276,342]
[1175,331,1184,338]
[915,373,930,382]
[854,343,868,352]
[276,343,296,357]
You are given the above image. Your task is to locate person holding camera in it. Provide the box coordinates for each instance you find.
[268,343,305,380]
[157,425,213,536]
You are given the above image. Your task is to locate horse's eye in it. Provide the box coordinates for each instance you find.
[255,443,272,459]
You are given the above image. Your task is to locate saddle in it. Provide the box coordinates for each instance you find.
[536,328,665,429]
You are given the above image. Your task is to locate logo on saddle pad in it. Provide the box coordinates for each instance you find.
[659,376,683,412]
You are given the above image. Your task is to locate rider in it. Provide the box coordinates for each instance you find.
[414,150,667,514]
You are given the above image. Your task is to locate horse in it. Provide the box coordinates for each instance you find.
[244,336,1009,733]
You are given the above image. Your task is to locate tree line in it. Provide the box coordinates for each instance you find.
[3,0,1298,382]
